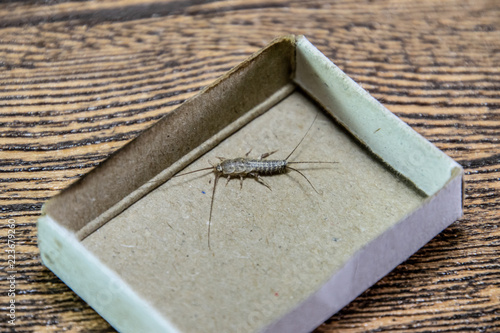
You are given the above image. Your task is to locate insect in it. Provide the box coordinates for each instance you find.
[173,114,337,249]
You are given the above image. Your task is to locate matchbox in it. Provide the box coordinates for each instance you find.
[38,35,463,333]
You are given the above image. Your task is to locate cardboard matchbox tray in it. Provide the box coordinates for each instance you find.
[38,35,463,333]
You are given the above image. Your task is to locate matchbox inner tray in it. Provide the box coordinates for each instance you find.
[38,35,463,333]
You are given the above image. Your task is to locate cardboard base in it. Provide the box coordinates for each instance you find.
[38,35,463,333]
[83,91,425,332]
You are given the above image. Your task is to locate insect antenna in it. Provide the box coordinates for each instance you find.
[208,174,220,250]
[172,166,213,178]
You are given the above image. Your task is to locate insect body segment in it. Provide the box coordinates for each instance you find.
[217,158,288,176]
[214,155,287,191]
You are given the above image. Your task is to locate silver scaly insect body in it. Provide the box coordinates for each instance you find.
[217,158,287,176]
[173,114,337,249]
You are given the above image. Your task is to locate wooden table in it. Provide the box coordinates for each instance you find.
[1,1,498,332]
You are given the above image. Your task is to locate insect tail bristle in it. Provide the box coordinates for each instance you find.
[287,166,320,194]
[288,161,338,165]
[285,113,320,161]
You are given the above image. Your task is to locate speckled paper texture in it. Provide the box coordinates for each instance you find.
[83,91,425,332]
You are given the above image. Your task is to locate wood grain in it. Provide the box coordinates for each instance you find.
[0,0,498,332]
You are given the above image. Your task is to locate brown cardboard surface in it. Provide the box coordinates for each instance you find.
[43,36,296,235]
[82,91,425,332]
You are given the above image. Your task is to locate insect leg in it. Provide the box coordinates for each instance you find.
[249,172,272,191]
[258,150,278,160]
